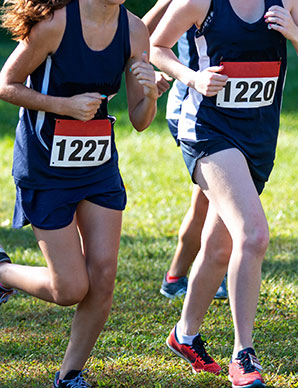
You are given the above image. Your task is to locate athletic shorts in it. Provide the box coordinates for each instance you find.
[180,138,268,195]
[13,172,127,230]
[167,119,180,146]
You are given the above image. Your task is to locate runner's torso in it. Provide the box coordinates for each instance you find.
[13,0,131,189]
[178,0,287,167]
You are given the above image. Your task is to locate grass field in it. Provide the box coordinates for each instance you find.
[0,33,297,388]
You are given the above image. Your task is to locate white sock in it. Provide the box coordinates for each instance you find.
[176,321,199,345]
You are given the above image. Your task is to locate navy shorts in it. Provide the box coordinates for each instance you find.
[167,119,180,146]
[13,173,127,230]
[180,138,268,195]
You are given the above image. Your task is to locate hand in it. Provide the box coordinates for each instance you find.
[193,65,228,97]
[63,92,106,121]
[155,71,172,96]
[130,52,158,100]
[265,6,298,41]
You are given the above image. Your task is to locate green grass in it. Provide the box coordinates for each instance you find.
[0,36,298,388]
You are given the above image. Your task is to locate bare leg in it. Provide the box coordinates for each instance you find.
[168,185,208,277]
[58,201,122,378]
[179,149,269,356]
[0,219,89,304]
[180,205,232,331]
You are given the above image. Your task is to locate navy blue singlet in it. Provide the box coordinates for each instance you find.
[178,0,287,186]
[12,0,131,190]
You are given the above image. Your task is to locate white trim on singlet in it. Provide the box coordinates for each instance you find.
[34,56,52,150]
[177,35,210,141]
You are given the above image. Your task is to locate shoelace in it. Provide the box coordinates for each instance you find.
[191,335,214,364]
[236,352,257,373]
[64,370,91,388]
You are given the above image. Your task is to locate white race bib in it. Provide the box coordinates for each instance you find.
[216,61,281,108]
[50,119,111,167]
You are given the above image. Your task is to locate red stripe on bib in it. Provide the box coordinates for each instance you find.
[220,61,281,78]
[55,119,112,136]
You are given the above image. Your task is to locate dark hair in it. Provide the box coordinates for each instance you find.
[1,0,71,40]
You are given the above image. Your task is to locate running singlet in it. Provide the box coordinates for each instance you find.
[166,26,198,120]
[178,0,287,179]
[12,0,131,189]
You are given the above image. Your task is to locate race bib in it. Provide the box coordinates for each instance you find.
[216,61,281,108]
[50,119,111,167]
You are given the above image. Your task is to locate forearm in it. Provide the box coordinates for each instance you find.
[150,46,196,88]
[0,83,66,115]
[129,95,157,132]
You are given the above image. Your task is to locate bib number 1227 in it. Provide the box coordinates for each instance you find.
[50,119,112,167]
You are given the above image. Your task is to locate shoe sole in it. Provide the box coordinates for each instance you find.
[228,375,266,388]
[160,288,186,299]
[214,294,228,300]
[166,338,221,375]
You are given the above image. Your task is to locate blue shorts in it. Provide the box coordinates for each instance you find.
[167,119,180,146]
[13,173,127,230]
[180,138,267,195]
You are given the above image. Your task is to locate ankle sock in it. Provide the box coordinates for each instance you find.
[176,321,199,345]
[166,272,182,283]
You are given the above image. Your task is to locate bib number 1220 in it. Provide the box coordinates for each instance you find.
[216,61,281,109]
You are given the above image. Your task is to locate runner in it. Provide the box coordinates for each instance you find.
[150,0,298,386]
[0,0,158,386]
[143,0,228,300]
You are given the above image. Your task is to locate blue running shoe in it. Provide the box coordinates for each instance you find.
[160,273,188,298]
[53,370,90,388]
[214,275,228,300]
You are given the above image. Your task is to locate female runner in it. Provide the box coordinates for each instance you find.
[0,0,158,386]
[150,0,298,387]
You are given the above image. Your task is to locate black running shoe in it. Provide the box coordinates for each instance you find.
[53,369,91,388]
[0,283,16,306]
[160,273,188,298]
[0,249,11,264]
[0,251,16,306]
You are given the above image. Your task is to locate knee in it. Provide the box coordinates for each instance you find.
[240,224,270,260]
[52,277,89,306]
[205,240,231,267]
[89,258,117,296]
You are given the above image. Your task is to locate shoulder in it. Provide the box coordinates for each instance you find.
[27,7,66,54]
[127,11,150,57]
[127,10,149,38]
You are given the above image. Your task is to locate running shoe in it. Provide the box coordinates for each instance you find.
[214,275,228,299]
[228,347,266,388]
[0,283,16,306]
[166,326,222,375]
[0,249,11,264]
[0,253,16,306]
[160,273,187,298]
[53,370,90,388]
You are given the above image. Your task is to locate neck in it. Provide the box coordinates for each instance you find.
[80,0,120,24]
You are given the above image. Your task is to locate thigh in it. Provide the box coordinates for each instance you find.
[190,184,209,216]
[76,200,122,271]
[33,217,88,284]
[193,148,268,239]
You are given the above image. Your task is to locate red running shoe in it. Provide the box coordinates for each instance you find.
[228,347,266,387]
[166,326,222,375]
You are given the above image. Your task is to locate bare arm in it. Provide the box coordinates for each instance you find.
[125,13,158,132]
[142,0,172,35]
[0,9,105,121]
[150,0,227,96]
[265,0,298,54]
